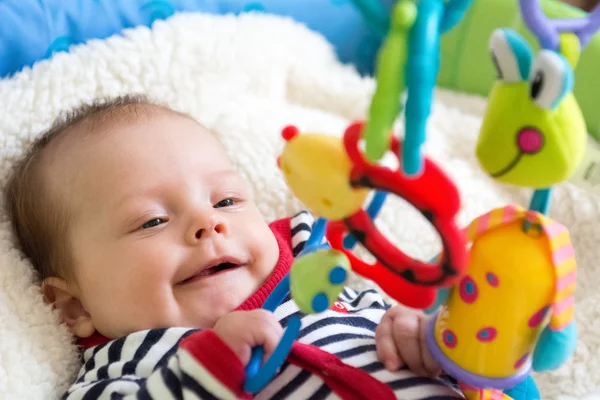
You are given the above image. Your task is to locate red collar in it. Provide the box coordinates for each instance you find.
[78,217,294,349]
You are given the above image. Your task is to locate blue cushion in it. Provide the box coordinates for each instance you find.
[0,0,395,78]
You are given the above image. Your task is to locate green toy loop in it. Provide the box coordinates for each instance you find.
[363,0,417,162]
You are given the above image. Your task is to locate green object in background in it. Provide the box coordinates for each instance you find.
[438,0,600,142]
[364,0,417,161]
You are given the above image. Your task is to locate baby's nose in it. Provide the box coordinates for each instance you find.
[193,222,225,239]
[187,216,227,245]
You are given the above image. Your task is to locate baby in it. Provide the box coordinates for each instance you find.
[5,95,462,399]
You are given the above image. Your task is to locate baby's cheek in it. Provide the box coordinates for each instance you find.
[83,273,163,338]
[254,228,279,273]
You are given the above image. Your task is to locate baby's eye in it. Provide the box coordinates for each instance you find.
[214,198,236,208]
[141,218,165,229]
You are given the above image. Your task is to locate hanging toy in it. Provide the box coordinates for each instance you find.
[425,205,577,400]
[278,122,467,310]
[360,0,416,162]
[273,0,472,315]
[343,0,475,250]
[343,0,417,249]
[244,0,478,393]
[423,2,598,397]
[477,0,600,214]
[290,217,352,314]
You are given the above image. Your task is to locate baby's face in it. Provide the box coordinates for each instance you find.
[53,113,279,338]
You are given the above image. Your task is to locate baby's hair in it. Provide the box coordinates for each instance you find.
[4,94,178,280]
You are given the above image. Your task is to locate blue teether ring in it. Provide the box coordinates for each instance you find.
[244,316,301,393]
[244,273,299,393]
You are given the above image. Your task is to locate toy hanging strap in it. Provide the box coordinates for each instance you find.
[362,0,416,162]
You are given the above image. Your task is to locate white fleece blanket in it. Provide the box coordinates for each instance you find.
[0,12,598,400]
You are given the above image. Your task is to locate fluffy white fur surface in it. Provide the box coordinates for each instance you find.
[0,12,597,399]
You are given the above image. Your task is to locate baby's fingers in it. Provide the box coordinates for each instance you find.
[392,314,427,376]
[254,311,284,363]
[376,315,402,371]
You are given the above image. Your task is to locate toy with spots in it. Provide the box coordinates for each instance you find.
[277,122,467,310]
[477,0,600,214]
[423,1,599,397]
[289,217,351,314]
[426,205,578,400]
[244,1,473,392]
[248,1,470,388]
[290,249,349,314]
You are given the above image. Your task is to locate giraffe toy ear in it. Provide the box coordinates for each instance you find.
[489,29,533,82]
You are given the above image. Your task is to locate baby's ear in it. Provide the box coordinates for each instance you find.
[42,277,96,338]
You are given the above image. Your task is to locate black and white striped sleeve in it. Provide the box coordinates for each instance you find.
[63,328,249,399]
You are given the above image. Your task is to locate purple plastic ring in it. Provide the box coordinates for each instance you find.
[425,310,531,390]
[519,0,559,50]
[519,0,600,50]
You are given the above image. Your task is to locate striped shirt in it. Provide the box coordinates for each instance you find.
[65,212,463,399]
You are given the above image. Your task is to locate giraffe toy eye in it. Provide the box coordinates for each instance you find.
[529,50,574,110]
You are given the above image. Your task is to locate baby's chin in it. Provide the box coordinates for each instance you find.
[175,265,264,327]
[93,266,270,338]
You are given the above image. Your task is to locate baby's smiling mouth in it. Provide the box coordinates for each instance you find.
[177,258,242,285]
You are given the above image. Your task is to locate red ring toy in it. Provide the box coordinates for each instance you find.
[325,121,467,308]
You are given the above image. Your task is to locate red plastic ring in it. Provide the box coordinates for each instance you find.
[327,121,467,290]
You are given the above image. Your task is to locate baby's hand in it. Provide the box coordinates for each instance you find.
[214,310,283,366]
[375,304,441,377]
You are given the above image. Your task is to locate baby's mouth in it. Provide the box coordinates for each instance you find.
[197,262,239,277]
[178,261,242,285]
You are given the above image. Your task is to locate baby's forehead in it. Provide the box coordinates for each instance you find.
[71,103,193,138]
[53,105,211,154]
[39,105,221,199]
